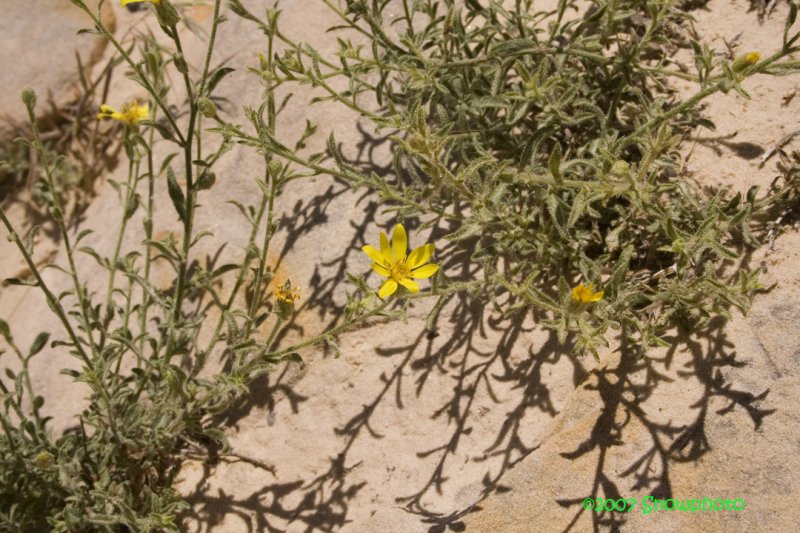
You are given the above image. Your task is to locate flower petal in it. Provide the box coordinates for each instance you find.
[371,263,390,277]
[590,290,604,302]
[571,284,587,303]
[378,279,398,299]
[362,245,387,267]
[411,263,439,279]
[379,232,392,265]
[398,278,420,293]
[391,224,407,262]
[407,243,433,269]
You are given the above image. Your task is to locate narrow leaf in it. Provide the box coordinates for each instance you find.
[167,167,187,222]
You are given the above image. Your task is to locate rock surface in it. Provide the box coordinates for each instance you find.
[0,0,113,131]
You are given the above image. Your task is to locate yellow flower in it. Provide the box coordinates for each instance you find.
[32,451,56,469]
[732,51,760,72]
[121,0,160,6]
[274,280,300,319]
[571,282,604,305]
[97,101,149,125]
[362,223,439,299]
[275,283,300,304]
[745,52,761,64]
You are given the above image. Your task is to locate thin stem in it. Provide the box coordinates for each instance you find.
[101,149,138,350]
[242,299,392,375]
[165,25,198,363]
[140,121,157,354]
[0,208,93,370]
[199,0,223,96]
[73,1,186,145]
[24,105,100,363]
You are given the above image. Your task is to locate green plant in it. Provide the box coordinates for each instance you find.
[0,1,393,530]
[227,0,800,356]
[1,0,799,530]
[0,50,121,210]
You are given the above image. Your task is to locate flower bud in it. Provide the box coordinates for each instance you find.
[197,96,217,118]
[611,160,630,175]
[732,51,760,72]
[155,0,181,27]
[21,88,37,110]
[268,159,283,178]
[32,450,56,470]
[174,53,189,75]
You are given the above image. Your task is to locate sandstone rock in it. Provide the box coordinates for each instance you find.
[0,0,114,133]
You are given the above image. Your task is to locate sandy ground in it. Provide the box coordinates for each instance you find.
[1,0,799,532]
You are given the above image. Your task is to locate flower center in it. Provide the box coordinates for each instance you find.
[389,261,410,281]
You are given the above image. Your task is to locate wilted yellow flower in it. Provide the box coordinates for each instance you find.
[121,0,160,6]
[363,223,439,299]
[32,450,56,469]
[571,282,604,305]
[274,280,300,319]
[275,283,300,304]
[97,101,149,125]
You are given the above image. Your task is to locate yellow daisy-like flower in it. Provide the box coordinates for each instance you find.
[97,102,150,125]
[571,282,604,305]
[121,0,160,6]
[362,224,439,299]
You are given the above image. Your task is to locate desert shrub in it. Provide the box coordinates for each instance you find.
[227,0,800,355]
[0,0,798,531]
[0,0,392,530]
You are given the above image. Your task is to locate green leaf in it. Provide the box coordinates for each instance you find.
[610,245,634,290]
[138,120,176,143]
[694,118,716,131]
[205,67,235,95]
[24,225,41,255]
[3,277,38,287]
[125,192,140,221]
[212,264,240,278]
[785,1,798,47]
[29,333,50,357]
[549,144,562,184]
[167,167,187,222]
[567,190,587,228]
[75,229,94,244]
[445,222,482,241]
[195,170,216,191]
[283,352,305,368]
[708,240,739,260]
[159,153,180,176]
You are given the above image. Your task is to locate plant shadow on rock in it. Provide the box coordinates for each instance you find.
[178,126,774,533]
[554,317,773,533]
[203,121,397,431]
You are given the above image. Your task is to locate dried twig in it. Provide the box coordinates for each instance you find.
[758,129,800,167]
